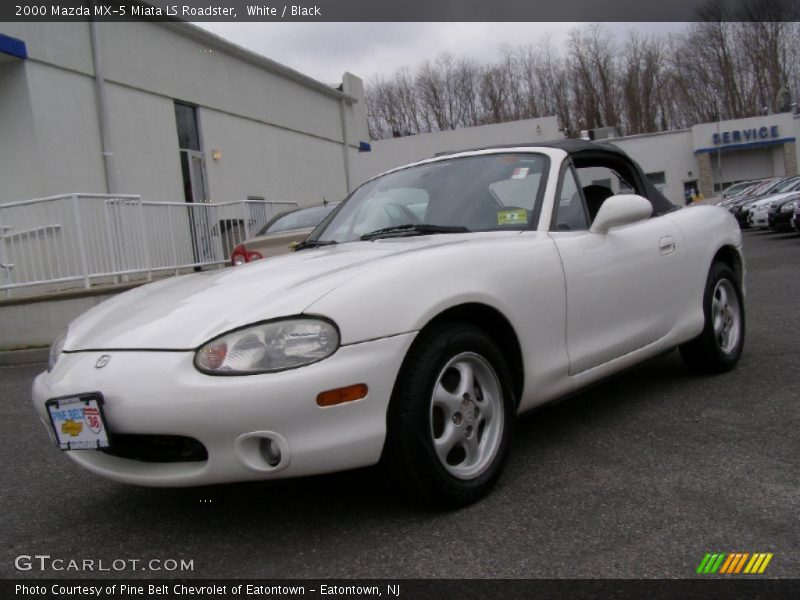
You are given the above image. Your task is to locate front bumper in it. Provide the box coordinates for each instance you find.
[750,209,769,228]
[32,332,416,487]
[733,208,751,228]
[768,211,793,232]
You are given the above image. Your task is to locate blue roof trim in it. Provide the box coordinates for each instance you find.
[695,137,795,154]
[0,34,27,60]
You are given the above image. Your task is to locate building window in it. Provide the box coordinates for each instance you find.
[174,102,201,151]
[173,101,206,204]
[646,171,666,186]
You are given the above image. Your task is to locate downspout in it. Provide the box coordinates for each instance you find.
[339,98,352,194]
[89,21,117,194]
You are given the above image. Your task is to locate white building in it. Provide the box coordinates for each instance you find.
[0,22,369,205]
[0,22,369,349]
[353,113,800,205]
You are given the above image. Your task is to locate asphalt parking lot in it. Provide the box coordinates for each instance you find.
[1,229,797,580]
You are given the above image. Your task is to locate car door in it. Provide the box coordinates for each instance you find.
[549,163,685,375]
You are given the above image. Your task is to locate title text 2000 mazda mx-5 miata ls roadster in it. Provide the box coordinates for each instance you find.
[33,141,745,506]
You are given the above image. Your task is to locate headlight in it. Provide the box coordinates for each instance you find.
[48,330,67,372]
[195,318,339,375]
[781,201,797,213]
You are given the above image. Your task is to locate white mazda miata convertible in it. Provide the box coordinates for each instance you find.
[33,141,745,506]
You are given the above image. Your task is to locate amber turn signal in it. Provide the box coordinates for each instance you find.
[316,383,368,407]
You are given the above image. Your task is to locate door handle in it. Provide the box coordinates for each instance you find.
[659,235,676,255]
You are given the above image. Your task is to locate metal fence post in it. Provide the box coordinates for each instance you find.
[166,206,179,276]
[103,198,120,284]
[71,194,91,289]
[0,211,12,297]
[136,197,152,281]
[243,201,253,240]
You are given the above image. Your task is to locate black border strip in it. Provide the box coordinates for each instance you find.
[4,0,799,23]
[4,578,800,599]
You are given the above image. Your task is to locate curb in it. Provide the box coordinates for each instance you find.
[0,347,49,366]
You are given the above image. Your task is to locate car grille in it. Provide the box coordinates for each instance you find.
[100,434,208,463]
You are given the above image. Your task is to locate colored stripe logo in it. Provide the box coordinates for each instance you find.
[696,552,773,574]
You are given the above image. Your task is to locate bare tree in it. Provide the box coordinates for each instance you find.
[566,25,621,132]
[364,4,800,141]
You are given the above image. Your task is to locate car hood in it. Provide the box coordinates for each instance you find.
[64,235,478,351]
[751,192,795,208]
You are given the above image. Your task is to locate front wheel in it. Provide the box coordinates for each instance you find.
[381,323,516,507]
[679,262,745,374]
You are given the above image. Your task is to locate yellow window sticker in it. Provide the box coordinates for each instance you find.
[497,209,527,226]
[61,419,84,437]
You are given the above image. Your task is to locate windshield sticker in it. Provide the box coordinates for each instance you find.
[497,209,528,226]
[511,167,530,179]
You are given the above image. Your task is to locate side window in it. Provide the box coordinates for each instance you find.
[552,167,589,231]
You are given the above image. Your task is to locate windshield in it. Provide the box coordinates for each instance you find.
[763,179,789,194]
[312,153,548,243]
[725,182,753,196]
[258,204,336,235]
[775,177,800,193]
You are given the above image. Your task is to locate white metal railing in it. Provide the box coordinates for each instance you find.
[0,194,297,296]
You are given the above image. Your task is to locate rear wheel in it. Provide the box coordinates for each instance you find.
[381,322,516,507]
[679,262,745,374]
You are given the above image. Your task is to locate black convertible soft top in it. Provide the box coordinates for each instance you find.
[438,139,679,216]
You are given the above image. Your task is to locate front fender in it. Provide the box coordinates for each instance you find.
[306,232,571,409]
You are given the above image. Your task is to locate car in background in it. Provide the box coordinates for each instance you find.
[721,180,759,200]
[768,194,800,233]
[731,177,800,228]
[34,140,746,507]
[792,202,800,233]
[230,203,339,265]
[751,190,800,229]
[721,178,779,211]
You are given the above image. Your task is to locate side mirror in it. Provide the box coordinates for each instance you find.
[589,194,653,234]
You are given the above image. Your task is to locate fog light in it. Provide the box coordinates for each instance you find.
[235,431,289,473]
[260,437,281,467]
[316,383,368,407]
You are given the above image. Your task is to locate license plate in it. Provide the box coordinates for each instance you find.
[45,393,110,450]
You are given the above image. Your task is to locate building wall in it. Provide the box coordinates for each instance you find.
[0,60,44,201]
[104,82,185,203]
[609,130,695,204]
[691,113,799,195]
[24,60,108,197]
[0,21,369,206]
[353,113,800,205]
[706,147,776,184]
[199,108,351,204]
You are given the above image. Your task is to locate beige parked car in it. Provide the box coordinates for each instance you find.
[231,203,339,265]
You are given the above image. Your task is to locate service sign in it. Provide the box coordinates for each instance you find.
[46,394,110,450]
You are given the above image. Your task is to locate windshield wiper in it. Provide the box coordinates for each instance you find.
[360,224,470,241]
[293,239,338,251]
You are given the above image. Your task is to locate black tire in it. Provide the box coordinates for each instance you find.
[380,322,516,508]
[679,262,745,374]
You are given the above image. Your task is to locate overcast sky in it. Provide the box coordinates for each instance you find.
[198,22,685,86]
